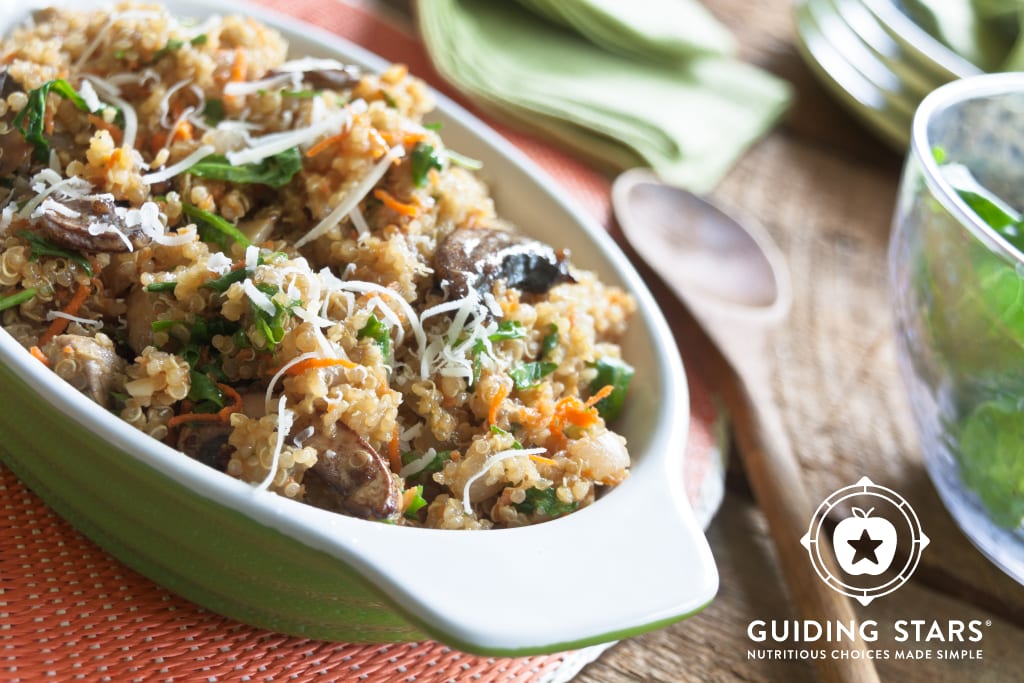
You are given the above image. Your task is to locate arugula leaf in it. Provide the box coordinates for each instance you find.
[202,98,225,126]
[251,284,301,350]
[13,79,100,161]
[403,485,428,519]
[515,487,577,518]
[940,162,1024,252]
[186,147,303,188]
[17,231,93,276]
[400,449,452,477]
[509,361,558,390]
[488,320,525,342]
[357,314,390,359]
[540,323,559,359]
[201,268,247,293]
[150,34,208,63]
[589,357,634,421]
[181,203,252,248]
[187,368,225,412]
[410,143,443,187]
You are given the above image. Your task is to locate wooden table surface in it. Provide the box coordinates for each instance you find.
[563,0,1024,681]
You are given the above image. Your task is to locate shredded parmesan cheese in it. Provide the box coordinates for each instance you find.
[141,144,215,185]
[45,311,103,328]
[242,279,276,317]
[461,448,547,514]
[254,395,295,492]
[294,144,406,248]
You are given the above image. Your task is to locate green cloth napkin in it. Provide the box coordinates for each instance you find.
[903,0,1024,71]
[418,0,791,193]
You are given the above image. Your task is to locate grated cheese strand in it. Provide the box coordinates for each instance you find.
[45,311,103,328]
[141,144,215,185]
[254,395,295,492]
[294,144,406,248]
[461,448,548,515]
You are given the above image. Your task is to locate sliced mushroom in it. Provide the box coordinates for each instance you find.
[237,207,280,245]
[177,421,233,472]
[301,422,401,520]
[37,195,152,254]
[271,65,361,91]
[45,333,126,408]
[0,70,32,176]
[434,228,575,301]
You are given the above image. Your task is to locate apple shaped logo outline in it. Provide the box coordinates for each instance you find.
[800,476,930,606]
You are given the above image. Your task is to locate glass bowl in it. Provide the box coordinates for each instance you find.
[890,72,1024,584]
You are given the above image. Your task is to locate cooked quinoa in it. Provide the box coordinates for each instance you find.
[0,3,637,528]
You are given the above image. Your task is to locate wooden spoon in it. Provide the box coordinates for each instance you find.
[612,168,880,683]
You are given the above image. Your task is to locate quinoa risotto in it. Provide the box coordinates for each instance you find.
[0,2,637,528]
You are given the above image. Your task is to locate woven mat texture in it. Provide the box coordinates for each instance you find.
[0,1,723,681]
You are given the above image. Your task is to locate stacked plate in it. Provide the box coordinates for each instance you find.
[794,0,982,149]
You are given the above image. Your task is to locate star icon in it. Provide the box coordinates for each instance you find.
[847,529,884,565]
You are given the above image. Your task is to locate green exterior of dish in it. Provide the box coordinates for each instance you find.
[0,360,425,644]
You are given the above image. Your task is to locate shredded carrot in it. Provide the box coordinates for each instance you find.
[555,396,601,429]
[216,382,244,420]
[29,345,49,366]
[88,113,123,145]
[368,127,389,158]
[168,382,243,429]
[586,384,614,408]
[401,487,419,513]
[172,119,193,143]
[488,382,510,426]
[38,282,91,347]
[167,412,223,428]
[283,356,357,376]
[230,46,246,83]
[373,188,419,217]
[305,130,350,158]
[529,454,557,466]
[388,424,402,473]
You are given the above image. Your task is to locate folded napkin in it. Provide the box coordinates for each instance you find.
[418,0,791,193]
[903,0,1024,71]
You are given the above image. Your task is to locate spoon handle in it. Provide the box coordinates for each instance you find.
[728,378,882,683]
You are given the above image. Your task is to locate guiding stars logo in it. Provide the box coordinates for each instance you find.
[801,477,929,605]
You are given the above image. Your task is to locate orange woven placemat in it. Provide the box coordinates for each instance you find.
[0,2,725,681]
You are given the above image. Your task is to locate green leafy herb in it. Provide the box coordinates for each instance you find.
[957,398,1024,527]
[181,203,252,248]
[540,324,559,359]
[145,281,178,293]
[357,314,390,359]
[588,357,634,421]
[509,361,558,390]
[940,162,1024,252]
[151,319,189,335]
[251,284,301,350]
[400,449,452,477]
[423,121,443,131]
[201,268,247,293]
[931,145,947,164]
[0,288,37,312]
[187,368,225,413]
[13,79,100,161]
[280,89,320,99]
[488,320,525,342]
[381,90,398,108]
[17,231,93,276]
[490,424,523,449]
[403,485,428,519]
[150,34,208,63]
[410,143,443,187]
[515,487,577,518]
[186,147,303,189]
[202,98,225,126]
[471,338,487,388]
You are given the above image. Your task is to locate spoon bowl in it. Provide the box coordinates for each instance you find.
[612,168,791,324]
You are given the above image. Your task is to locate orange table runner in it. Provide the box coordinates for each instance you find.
[0,2,725,681]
